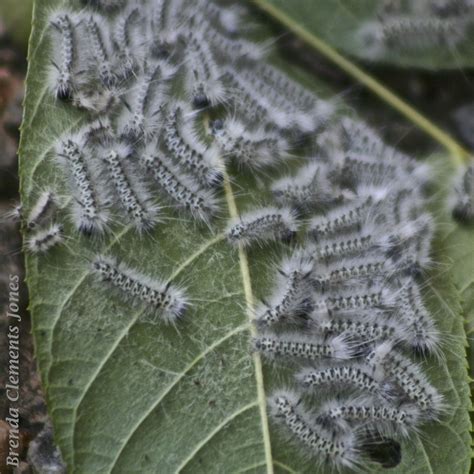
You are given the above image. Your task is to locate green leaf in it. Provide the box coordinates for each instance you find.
[256,0,474,70]
[19,0,472,473]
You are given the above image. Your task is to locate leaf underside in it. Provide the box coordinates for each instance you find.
[19,0,472,473]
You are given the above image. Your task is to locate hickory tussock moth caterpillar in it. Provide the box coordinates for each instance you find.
[26,223,64,254]
[49,12,76,101]
[183,31,227,108]
[310,256,388,290]
[296,365,389,398]
[92,255,188,323]
[119,61,174,142]
[269,391,361,470]
[367,343,444,416]
[163,103,224,187]
[271,163,343,213]
[140,144,220,222]
[102,145,160,232]
[452,163,474,222]
[82,14,117,88]
[225,207,298,247]
[210,118,289,170]
[255,63,335,130]
[255,253,313,327]
[196,18,266,63]
[310,284,397,319]
[317,397,422,439]
[397,282,441,355]
[112,6,141,80]
[223,67,303,131]
[25,190,58,230]
[254,332,355,361]
[57,133,110,234]
[308,196,374,240]
[380,16,469,51]
[312,317,402,344]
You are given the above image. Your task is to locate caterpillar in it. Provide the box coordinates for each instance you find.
[57,134,110,234]
[225,207,298,247]
[271,163,342,212]
[26,223,64,254]
[92,254,188,323]
[255,254,314,326]
[210,118,289,170]
[140,144,219,222]
[163,103,224,187]
[254,332,355,361]
[269,391,361,470]
[49,12,76,101]
[102,145,160,232]
[25,190,58,230]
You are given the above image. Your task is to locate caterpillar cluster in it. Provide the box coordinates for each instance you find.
[21,0,453,468]
[358,0,474,56]
[229,116,445,469]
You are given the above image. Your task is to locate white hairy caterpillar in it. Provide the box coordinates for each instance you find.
[331,118,432,185]
[310,256,389,290]
[271,163,344,212]
[269,391,361,470]
[26,223,64,254]
[254,332,355,361]
[312,317,401,344]
[255,254,314,327]
[149,0,182,58]
[25,190,58,230]
[183,31,227,108]
[102,145,160,232]
[210,118,289,170]
[195,17,266,63]
[452,164,474,222]
[92,255,188,323]
[296,365,388,398]
[223,66,315,132]
[338,153,407,189]
[225,207,298,247]
[317,398,422,439]
[366,343,444,416]
[57,134,110,234]
[310,215,432,264]
[397,282,441,355]
[255,63,336,130]
[307,196,374,240]
[163,103,224,187]
[380,16,469,51]
[49,12,76,101]
[310,285,396,319]
[82,14,117,88]
[119,61,174,142]
[112,6,142,80]
[140,144,220,222]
